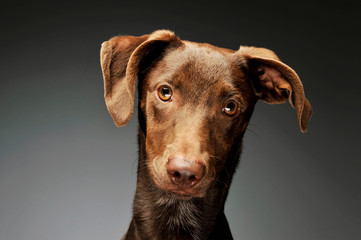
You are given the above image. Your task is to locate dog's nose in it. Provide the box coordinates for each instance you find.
[166,157,205,188]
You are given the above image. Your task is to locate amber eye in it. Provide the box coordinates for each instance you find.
[157,85,173,101]
[223,100,239,116]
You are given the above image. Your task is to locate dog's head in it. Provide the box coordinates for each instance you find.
[100,30,312,198]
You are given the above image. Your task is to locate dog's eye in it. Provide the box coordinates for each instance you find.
[157,85,173,101]
[223,100,239,116]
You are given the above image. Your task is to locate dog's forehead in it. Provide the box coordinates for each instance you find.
[167,42,233,78]
[148,42,236,90]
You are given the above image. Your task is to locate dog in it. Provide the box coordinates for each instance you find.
[100,30,312,240]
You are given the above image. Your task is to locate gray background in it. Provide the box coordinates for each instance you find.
[1,1,360,240]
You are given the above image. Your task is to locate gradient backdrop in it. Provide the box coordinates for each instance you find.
[1,1,360,240]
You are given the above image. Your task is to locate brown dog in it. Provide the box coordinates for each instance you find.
[100,30,312,240]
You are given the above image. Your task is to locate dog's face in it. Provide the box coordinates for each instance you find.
[140,42,256,197]
[100,30,312,198]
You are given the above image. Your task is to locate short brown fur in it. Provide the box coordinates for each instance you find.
[100,30,312,240]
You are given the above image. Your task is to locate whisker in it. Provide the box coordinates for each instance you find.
[246,126,260,139]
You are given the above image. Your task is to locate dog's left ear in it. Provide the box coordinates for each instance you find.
[237,46,312,133]
[100,30,181,127]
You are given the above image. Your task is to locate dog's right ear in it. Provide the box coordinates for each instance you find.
[100,30,181,127]
[236,46,312,133]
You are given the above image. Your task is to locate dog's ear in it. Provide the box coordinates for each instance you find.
[237,46,312,133]
[100,30,181,127]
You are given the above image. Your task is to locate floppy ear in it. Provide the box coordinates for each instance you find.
[237,46,312,133]
[100,30,181,127]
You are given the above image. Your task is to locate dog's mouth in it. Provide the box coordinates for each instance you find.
[166,189,200,200]
[173,188,198,197]
[170,191,193,200]
[164,184,206,199]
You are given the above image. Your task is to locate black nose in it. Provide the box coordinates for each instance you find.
[166,157,205,188]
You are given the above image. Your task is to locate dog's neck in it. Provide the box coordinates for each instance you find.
[124,125,242,240]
